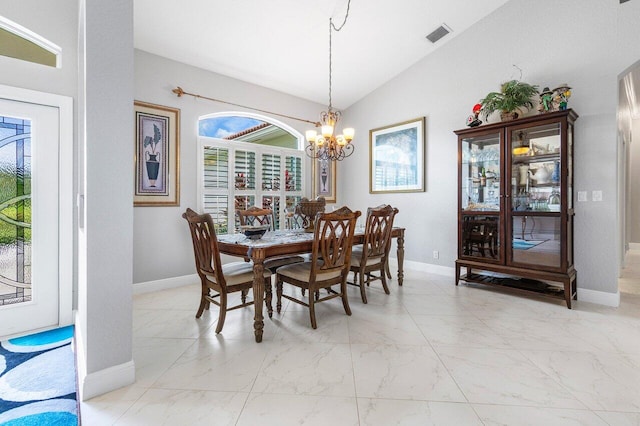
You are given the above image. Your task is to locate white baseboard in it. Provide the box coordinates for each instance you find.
[390,258,455,277]
[133,274,198,294]
[577,287,620,307]
[629,242,640,250]
[79,360,136,401]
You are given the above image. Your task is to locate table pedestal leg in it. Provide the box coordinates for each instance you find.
[397,230,405,286]
[252,253,265,343]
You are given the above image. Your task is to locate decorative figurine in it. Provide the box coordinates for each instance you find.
[553,84,572,110]
[538,87,554,112]
[466,103,483,127]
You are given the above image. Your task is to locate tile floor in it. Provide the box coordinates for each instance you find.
[81,252,640,425]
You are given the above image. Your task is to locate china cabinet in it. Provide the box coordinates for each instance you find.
[454,109,578,308]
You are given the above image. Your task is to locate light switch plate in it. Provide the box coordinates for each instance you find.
[592,190,603,202]
[577,191,587,202]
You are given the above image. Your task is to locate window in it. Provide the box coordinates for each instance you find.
[0,16,61,67]
[198,113,305,234]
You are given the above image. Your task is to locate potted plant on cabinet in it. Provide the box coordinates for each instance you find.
[479,80,539,121]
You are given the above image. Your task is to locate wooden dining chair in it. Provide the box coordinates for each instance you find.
[236,206,306,273]
[275,206,361,329]
[182,208,272,334]
[348,204,399,304]
[236,205,274,229]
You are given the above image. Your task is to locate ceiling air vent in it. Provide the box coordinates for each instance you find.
[426,23,452,44]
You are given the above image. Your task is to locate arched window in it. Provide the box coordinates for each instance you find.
[198,112,305,233]
[0,16,61,68]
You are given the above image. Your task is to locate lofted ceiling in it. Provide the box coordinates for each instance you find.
[134,0,510,110]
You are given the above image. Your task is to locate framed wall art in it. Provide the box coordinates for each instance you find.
[369,117,425,193]
[134,101,180,206]
[312,158,336,203]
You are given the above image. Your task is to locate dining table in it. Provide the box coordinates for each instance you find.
[216,227,405,342]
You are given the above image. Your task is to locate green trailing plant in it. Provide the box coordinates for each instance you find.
[479,80,539,120]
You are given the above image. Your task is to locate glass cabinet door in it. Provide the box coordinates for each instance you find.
[509,121,563,269]
[460,132,501,212]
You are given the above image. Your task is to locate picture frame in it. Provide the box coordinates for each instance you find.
[312,158,337,203]
[134,101,180,206]
[369,117,425,193]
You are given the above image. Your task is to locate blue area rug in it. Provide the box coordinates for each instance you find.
[0,326,78,425]
[512,238,545,250]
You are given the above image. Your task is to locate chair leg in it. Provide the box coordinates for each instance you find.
[276,276,283,314]
[359,270,368,304]
[341,280,352,316]
[215,292,227,334]
[265,280,273,318]
[241,289,247,304]
[380,266,390,295]
[196,285,208,318]
[308,287,318,329]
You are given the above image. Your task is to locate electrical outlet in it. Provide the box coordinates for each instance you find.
[577,191,587,202]
[433,250,439,259]
[592,190,603,202]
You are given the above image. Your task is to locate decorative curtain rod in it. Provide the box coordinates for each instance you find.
[172,86,320,126]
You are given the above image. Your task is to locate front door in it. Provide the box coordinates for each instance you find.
[0,96,62,337]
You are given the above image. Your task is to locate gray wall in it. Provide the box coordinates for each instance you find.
[339,0,640,296]
[79,0,134,381]
[133,50,325,283]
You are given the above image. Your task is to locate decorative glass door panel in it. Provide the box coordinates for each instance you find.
[461,214,501,260]
[510,123,561,212]
[0,115,31,306]
[460,133,501,211]
[511,215,561,268]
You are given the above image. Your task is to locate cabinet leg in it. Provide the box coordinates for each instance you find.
[563,279,572,309]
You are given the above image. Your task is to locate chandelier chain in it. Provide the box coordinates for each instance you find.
[328,0,351,110]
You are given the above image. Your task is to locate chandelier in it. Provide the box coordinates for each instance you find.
[305,0,354,162]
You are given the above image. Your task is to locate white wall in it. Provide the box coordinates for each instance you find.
[133,50,326,284]
[339,0,640,297]
[631,118,640,242]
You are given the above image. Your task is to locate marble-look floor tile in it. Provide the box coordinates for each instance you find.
[132,337,195,387]
[237,393,359,426]
[351,343,465,402]
[133,308,215,339]
[523,350,640,412]
[133,283,201,310]
[563,317,640,354]
[252,342,355,397]
[412,314,513,350]
[594,411,640,426]
[114,388,248,426]
[80,385,146,426]
[401,294,479,317]
[271,309,350,344]
[357,398,482,425]
[479,316,598,352]
[347,311,428,345]
[436,347,585,408]
[472,404,609,426]
[152,338,271,392]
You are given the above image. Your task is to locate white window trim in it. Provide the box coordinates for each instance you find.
[0,15,62,68]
